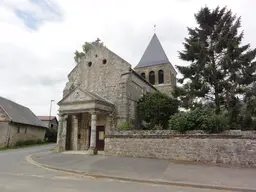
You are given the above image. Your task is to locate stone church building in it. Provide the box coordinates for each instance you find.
[57,33,177,154]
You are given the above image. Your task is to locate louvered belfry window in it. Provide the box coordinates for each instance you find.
[149,71,155,85]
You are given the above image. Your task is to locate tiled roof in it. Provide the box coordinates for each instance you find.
[135,33,170,68]
[37,116,56,121]
[0,96,46,128]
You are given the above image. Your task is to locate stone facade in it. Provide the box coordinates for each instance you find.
[105,131,256,167]
[0,122,46,148]
[8,124,46,146]
[0,107,9,147]
[0,122,8,148]
[61,43,155,126]
[134,63,176,96]
[57,40,156,153]
[56,34,178,153]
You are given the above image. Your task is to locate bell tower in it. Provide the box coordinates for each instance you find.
[134,33,177,97]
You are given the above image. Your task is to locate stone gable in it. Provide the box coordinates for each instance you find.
[59,40,157,132]
[64,43,131,102]
[60,88,95,104]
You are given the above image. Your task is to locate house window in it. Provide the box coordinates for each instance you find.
[158,70,164,84]
[17,125,20,133]
[149,71,155,85]
[141,72,146,79]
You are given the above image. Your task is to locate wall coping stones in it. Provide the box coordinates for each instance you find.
[106,130,256,139]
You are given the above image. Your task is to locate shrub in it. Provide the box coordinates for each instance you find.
[169,108,229,133]
[15,141,24,147]
[15,139,45,147]
[168,112,190,133]
[152,124,163,130]
[204,113,229,133]
[119,122,131,130]
[36,139,44,144]
[15,140,37,146]
[252,118,256,130]
[137,91,179,130]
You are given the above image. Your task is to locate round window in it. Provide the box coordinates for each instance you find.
[88,61,92,67]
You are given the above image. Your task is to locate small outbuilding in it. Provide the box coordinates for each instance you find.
[0,96,46,148]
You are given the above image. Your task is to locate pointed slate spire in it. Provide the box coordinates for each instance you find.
[135,33,169,68]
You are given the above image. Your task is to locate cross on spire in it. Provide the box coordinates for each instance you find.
[154,24,156,33]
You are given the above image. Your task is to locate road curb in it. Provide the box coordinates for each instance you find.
[26,154,256,192]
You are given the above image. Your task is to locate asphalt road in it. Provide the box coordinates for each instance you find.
[0,145,224,192]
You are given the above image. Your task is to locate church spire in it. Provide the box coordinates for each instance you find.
[135,33,169,68]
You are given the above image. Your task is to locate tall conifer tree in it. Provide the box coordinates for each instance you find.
[176,6,256,118]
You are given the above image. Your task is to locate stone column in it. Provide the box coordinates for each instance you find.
[56,114,61,145]
[72,115,79,151]
[89,111,97,155]
[57,114,67,152]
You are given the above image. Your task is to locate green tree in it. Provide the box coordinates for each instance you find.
[240,83,256,129]
[176,6,256,120]
[137,91,179,130]
[74,42,92,63]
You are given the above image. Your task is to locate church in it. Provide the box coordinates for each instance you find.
[56,33,177,154]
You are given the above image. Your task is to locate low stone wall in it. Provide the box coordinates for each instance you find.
[105,130,256,167]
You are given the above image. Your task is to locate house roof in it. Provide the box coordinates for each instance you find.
[135,33,170,69]
[37,116,56,121]
[0,96,46,128]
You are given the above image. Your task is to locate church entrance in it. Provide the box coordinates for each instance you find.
[89,126,105,151]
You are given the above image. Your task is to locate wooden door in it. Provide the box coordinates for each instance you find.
[96,126,105,151]
[88,126,105,151]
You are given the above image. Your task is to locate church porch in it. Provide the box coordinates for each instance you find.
[56,87,114,155]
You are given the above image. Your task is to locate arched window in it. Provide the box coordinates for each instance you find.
[149,71,155,85]
[158,70,164,84]
[141,72,146,79]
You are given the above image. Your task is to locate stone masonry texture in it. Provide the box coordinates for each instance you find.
[0,122,8,148]
[61,42,155,130]
[9,124,46,146]
[105,130,256,167]
[134,63,176,97]
[0,107,46,148]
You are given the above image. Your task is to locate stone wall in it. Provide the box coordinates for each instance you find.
[125,71,156,126]
[0,122,9,148]
[134,63,176,97]
[105,130,256,167]
[0,107,9,148]
[61,42,156,130]
[9,123,46,146]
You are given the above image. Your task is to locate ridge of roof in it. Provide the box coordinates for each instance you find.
[38,116,56,121]
[135,33,170,68]
[0,96,46,128]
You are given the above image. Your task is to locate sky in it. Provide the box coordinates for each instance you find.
[0,0,256,117]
